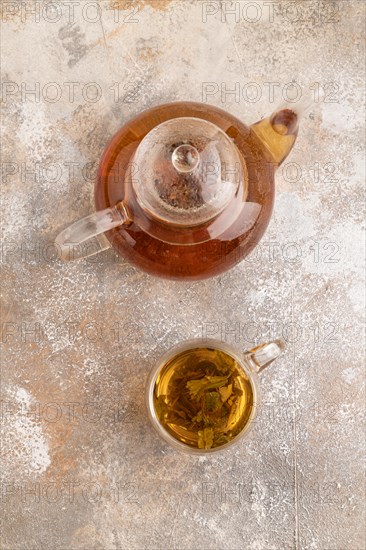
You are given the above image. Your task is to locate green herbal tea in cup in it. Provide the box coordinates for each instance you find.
[147,338,284,453]
[153,347,254,450]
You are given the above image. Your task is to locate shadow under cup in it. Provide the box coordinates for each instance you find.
[146,340,259,454]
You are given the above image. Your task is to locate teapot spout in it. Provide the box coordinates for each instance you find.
[251,94,317,166]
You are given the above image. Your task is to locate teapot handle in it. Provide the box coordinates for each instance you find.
[55,201,130,261]
[244,339,285,373]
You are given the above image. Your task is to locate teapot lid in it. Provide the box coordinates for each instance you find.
[132,117,243,227]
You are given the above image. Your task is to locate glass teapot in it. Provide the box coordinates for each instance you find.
[55,99,312,279]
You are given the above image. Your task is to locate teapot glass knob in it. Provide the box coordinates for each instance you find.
[172,144,200,173]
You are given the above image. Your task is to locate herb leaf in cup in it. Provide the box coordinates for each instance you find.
[153,347,254,449]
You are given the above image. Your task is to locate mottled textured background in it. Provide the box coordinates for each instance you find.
[1,1,365,549]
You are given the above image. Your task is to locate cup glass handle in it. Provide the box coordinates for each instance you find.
[244,339,285,373]
[55,201,130,261]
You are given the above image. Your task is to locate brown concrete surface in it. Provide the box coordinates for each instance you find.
[1,1,365,549]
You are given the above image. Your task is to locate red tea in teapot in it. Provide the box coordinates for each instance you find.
[57,101,300,279]
[95,102,297,279]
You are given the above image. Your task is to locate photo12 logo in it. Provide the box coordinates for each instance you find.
[1,1,140,24]
[202,2,340,25]
[201,479,349,506]
[201,319,338,345]
[1,80,153,105]
[202,81,340,104]
[1,399,140,425]
[1,480,139,504]
[0,319,151,346]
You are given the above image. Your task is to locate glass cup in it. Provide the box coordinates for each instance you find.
[146,338,285,454]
